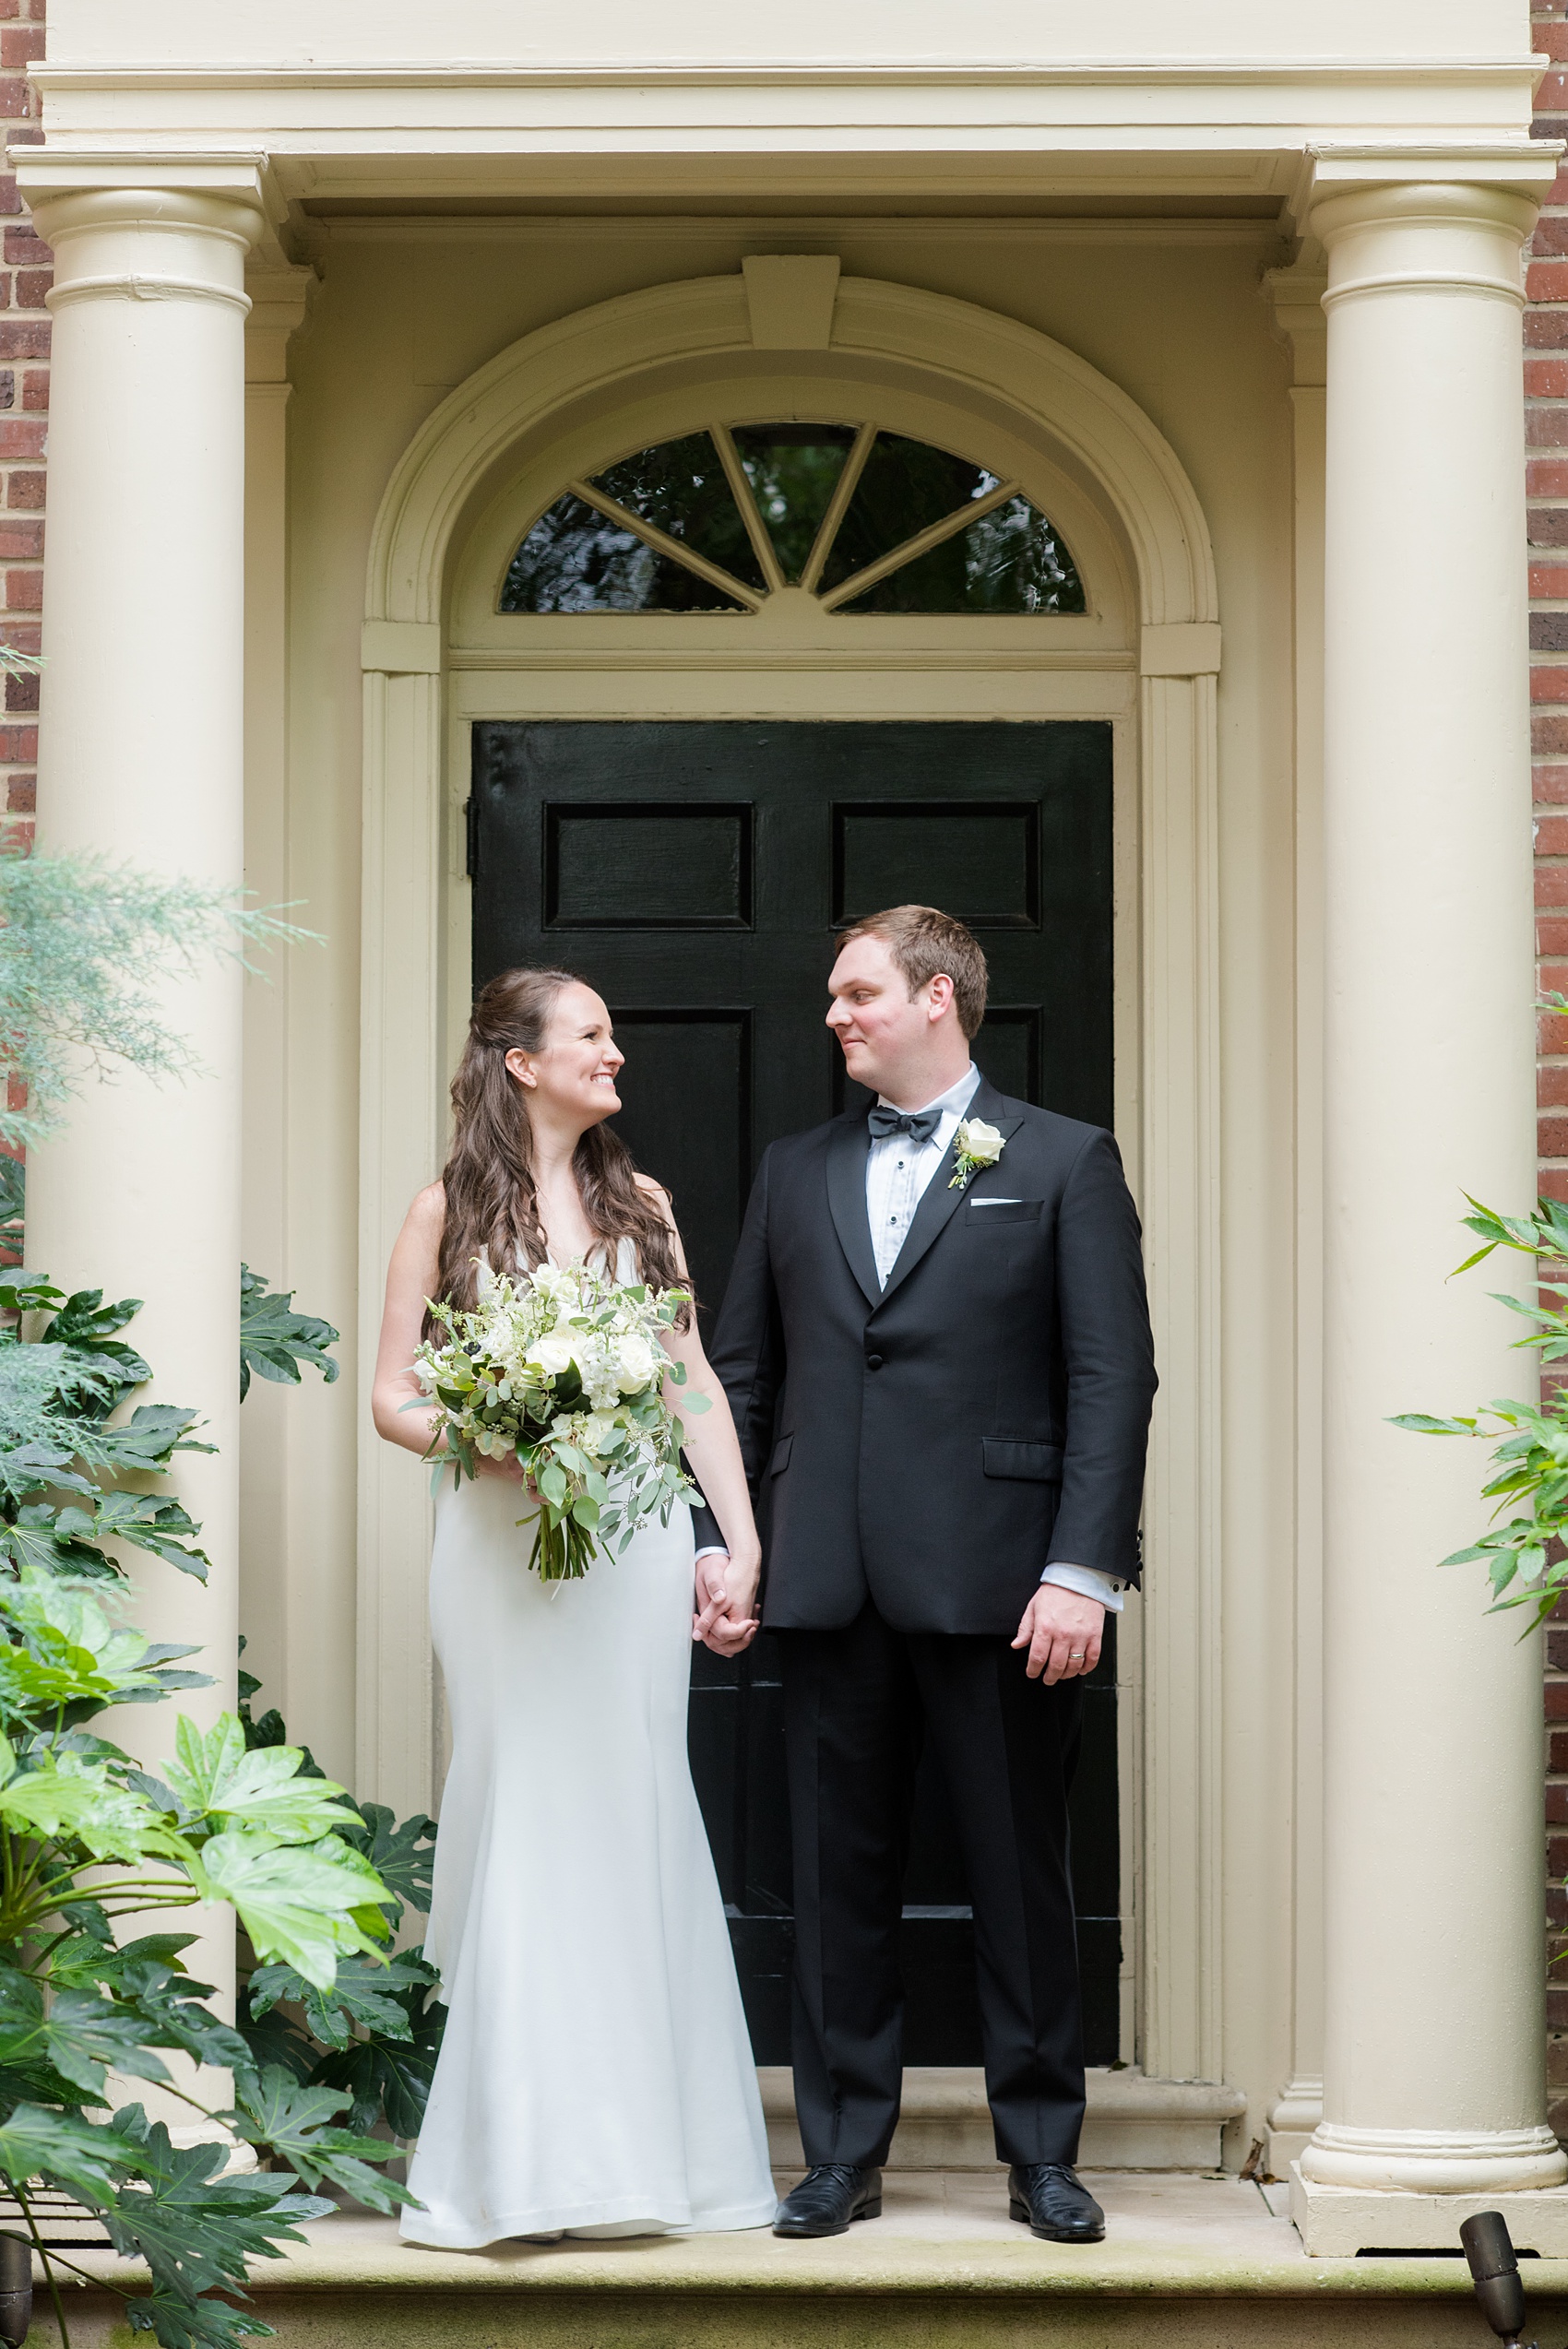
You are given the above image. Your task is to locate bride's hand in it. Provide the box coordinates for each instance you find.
[693,1552,760,1655]
[475,1453,528,1487]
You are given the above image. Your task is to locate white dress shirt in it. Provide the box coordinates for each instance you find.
[699,1064,1125,1614]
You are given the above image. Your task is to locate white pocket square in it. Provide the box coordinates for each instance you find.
[970,1198,1025,1206]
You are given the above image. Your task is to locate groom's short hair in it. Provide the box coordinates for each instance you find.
[835,905,989,1039]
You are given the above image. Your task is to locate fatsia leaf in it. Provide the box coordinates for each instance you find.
[238,1268,340,1405]
[104,2109,332,2307]
[331,1803,435,1921]
[189,1832,392,1991]
[246,1949,434,2049]
[0,1978,173,2100]
[126,2289,275,2349]
[233,1993,315,2089]
[226,2065,413,2208]
[0,1751,187,1864]
[89,1491,210,1581]
[0,2103,136,2201]
[165,1716,356,1840]
[94,1405,213,1473]
[311,1989,445,2140]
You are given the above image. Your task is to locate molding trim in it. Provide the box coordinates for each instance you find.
[47,271,251,314]
[30,58,1554,92]
[357,272,1225,2088]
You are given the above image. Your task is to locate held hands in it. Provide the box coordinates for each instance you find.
[1012,1586,1105,1683]
[693,1552,761,1655]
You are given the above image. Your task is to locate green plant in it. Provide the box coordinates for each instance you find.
[237,1272,339,1406]
[0,848,315,1154]
[0,1274,211,1585]
[233,1662,443,2145]
[0,1276,419,2346]
[1395,1194,1568,1626]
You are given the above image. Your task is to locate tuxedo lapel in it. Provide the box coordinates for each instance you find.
[826,1113,881,1310]
[878,1078,1025,1303]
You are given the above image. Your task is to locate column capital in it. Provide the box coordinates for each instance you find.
[12,148,269,226]
[1261,264,1328,388]
[13,173,270,320]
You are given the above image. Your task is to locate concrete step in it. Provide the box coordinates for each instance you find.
[26,2171,1568,2349]
[759,2063,1249,2170]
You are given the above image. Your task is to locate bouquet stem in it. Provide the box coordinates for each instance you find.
[527,1505,600,1582]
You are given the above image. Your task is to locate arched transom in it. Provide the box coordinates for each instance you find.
[501,421,1087,618]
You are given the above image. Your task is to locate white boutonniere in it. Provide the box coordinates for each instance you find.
[949,1117,1005,1192]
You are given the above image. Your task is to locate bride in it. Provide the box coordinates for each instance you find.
[371,965,775,2247]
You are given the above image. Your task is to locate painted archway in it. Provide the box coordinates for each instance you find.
[357,269,1223,2087]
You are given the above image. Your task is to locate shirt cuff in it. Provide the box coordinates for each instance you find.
[1040,1561,1125,1614]
[694,1545,729,1561]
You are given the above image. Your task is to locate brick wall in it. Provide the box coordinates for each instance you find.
[1529,0,1568,2144]
[0,0,43,854]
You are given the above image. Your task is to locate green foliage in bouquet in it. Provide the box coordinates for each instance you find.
[233,1659,443,2147]
[1395,1193,1568,1626]
[415,1259,707,1581]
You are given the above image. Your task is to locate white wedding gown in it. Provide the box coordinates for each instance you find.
[401,1257,776,2248]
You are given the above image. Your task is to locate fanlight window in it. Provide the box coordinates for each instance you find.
[501,423,1087,617]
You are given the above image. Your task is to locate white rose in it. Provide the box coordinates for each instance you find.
[956,1117,1004,1167]
[525,1329,578,1380]
[612,1333,658,1394]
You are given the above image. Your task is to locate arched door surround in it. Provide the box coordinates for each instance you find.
[358,270,1222,2087]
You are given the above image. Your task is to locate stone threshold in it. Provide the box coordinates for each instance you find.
[31,2172,1568,2292]
[32,2176,1568,2346]
[760,2064,1249,2170]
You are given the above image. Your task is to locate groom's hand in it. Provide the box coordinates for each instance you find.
[1012,1587,1105,1683]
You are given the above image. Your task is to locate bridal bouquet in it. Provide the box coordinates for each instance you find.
[413,1259,707,1581]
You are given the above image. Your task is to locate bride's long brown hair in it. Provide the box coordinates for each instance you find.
[431,967,688,1331]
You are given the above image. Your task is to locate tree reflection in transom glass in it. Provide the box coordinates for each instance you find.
[501,492,748,613]
[816,433,995,597]
[731,423,856,581]
[498,421,1086,616]
[838,493,1087,615]
[588,433,767,594]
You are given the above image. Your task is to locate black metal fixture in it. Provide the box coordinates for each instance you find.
[0,2232,30,2346]
[1462,2211,1535,2349]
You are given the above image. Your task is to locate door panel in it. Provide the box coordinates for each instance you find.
[469,718,1120,2065]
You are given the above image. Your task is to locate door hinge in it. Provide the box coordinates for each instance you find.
[465,797,479,879]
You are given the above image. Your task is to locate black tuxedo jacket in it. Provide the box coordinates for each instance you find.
[707,1079,1158,1635]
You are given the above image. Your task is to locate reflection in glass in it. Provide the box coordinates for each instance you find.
[499,425,1088,617]
[816,433,995,595]
[501,493,748,613]
[837,494,1087,615]
[731,424,856,581]
[588,434,766,593]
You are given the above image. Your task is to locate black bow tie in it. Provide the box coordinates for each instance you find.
[868,1104,943,1145]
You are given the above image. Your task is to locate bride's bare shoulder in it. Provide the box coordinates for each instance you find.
[405,1181,446,1236]
[633,1170,675,1223]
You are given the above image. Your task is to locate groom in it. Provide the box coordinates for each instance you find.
[705,904,1156,2244]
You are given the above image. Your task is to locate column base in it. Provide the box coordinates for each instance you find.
[1266,2078,1323,2179]
[1291,2164,1568,2255]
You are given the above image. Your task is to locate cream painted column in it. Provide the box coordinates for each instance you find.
[19,179,262,2046]
[1262,263,1328,2180]
[1296,178,1567,2252]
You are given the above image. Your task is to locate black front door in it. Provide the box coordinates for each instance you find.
[469,718,1120,2065]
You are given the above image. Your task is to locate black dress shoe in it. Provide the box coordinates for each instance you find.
[773,2164,883,2238]
[1008,2162,1105,2243]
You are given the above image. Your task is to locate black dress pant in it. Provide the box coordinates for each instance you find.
[778,1599,1087,2170]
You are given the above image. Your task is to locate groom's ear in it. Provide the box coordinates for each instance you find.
[924,973,956,1025]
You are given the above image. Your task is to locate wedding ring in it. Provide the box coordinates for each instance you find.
[1068,1651,1087,1661]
